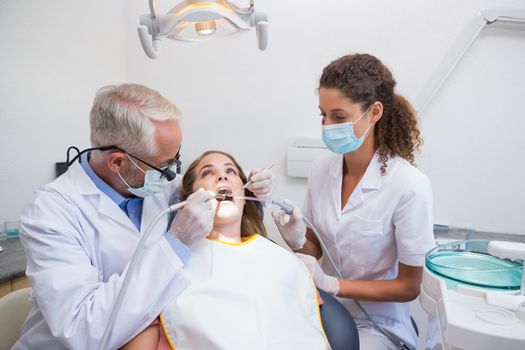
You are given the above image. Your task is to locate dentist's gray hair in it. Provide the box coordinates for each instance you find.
[89,83,181,158]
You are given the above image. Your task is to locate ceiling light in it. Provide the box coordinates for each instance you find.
[138,0,268,59]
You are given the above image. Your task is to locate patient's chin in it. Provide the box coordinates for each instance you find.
[215,202,241,221]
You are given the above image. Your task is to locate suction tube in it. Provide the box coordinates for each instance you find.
[272,200,412,350]
[99,201,186,349]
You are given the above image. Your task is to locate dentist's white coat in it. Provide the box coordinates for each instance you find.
[13,161,189,350]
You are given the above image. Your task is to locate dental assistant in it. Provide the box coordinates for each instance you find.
[273,54,435,350]
[13,84,273,350]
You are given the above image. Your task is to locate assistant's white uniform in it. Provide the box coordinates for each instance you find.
[304,153,435,349]
[13,161,189,350]
[161,235,331,350]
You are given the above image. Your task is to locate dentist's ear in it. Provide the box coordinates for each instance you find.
[107,151,128,173]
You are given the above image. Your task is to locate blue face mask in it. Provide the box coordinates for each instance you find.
[118,155,173,197]
[322,104,373,154]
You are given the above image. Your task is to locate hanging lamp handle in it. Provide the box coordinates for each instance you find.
[256,21,268,50]
[138,25,161,59]
[137,0,160,59]
[254,9,268,51]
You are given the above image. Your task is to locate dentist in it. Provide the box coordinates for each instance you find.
[273,54,435,350]
[13,83,273,350]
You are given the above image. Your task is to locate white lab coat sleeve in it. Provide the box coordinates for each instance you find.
[393,174,435,266]
[19,193,190,350]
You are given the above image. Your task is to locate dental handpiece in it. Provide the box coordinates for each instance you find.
[234,196,293,215]
[238,195,340,280]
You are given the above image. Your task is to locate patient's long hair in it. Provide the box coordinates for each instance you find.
[181,150,267,238]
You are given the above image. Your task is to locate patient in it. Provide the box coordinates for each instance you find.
[122,150,330,350]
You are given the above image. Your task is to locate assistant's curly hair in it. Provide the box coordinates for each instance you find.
[319,53,423,175]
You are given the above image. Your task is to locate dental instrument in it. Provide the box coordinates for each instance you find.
[236,196,343,284]
[234,195,292,212]
[230,163,275,197]
[236,195,339,271]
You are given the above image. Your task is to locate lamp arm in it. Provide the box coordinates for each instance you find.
[228,0,253,16]
[482,7,525,23]
[149,0,158,18]
[413,13,485,114]
[414,5,525,115]
[138,25,161,59]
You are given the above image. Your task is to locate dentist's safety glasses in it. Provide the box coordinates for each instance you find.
[65,145,181,181]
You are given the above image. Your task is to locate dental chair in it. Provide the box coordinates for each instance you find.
[318,288,360,350]
[0,287,359,350]
[0,287,32,350]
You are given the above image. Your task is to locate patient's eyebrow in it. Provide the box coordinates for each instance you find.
[198,162,237,173]
[198,164,214,173]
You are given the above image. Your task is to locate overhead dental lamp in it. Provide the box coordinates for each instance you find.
[137,0,268,59]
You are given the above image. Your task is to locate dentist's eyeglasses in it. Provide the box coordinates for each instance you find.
[66,145,181,181]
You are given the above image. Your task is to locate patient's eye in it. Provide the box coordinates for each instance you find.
[201,169,214,177]
[226,167,238,175]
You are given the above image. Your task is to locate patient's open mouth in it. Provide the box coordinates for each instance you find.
[216,188,233,202]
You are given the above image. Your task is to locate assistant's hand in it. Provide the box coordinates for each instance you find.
[169,188,215,247]
[296,253,340,296]
[247,167,273,199]
[271,199,306,250]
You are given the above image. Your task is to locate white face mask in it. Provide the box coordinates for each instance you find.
[118,155,173,197]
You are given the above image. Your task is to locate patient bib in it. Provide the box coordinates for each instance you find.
[160,234,330,350]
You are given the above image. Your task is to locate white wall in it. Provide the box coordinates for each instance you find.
[3,0,524,237]
[418,20,525,235]
[0,0,127,222]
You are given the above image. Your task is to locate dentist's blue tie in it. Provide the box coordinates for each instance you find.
[122,197,143,230]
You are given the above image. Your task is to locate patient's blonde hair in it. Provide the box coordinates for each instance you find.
[182,151,267,238]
